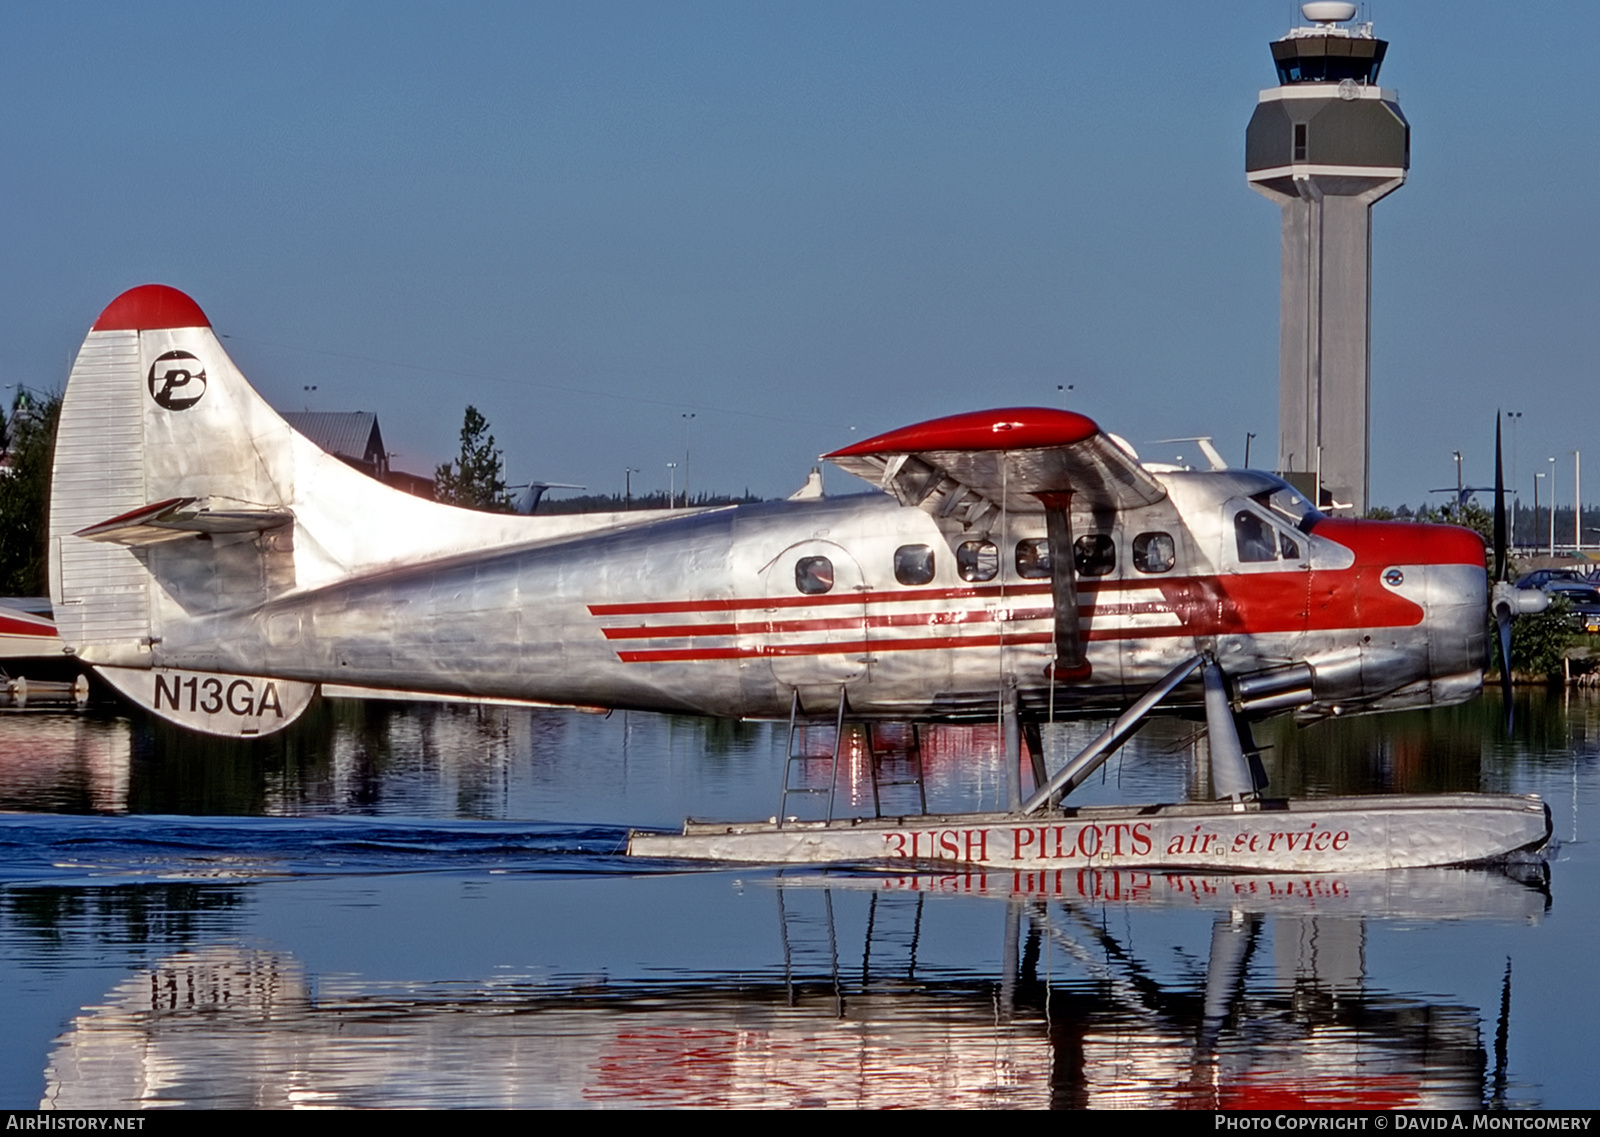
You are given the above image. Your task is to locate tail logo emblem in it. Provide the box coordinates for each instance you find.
[147,350,208,410]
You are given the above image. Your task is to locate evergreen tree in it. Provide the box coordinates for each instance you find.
[0,390,62,595]
[434,405,511,512]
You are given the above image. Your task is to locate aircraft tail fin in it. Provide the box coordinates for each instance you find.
[46,285,569,733]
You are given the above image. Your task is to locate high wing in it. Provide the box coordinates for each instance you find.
[824,408,1167,530]
[825,408,1168,679]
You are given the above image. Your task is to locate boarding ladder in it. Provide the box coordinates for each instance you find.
[777,689,928,826]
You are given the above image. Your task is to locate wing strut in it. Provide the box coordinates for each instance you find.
[1038,492,1086,677]
[1021,654,1202,813]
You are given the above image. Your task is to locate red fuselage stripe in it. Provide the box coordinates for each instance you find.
[588,581,1054,616]
[617,631,1057,663]
[600,607,1058,640]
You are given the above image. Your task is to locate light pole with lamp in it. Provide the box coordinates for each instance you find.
[666,462,677,508]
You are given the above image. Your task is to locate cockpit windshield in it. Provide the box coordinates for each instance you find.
[1251,482,1325,534]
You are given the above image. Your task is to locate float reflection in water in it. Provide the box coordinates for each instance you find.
[35,864,1540,1111]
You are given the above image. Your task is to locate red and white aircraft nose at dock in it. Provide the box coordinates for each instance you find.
[46,284,1552,871]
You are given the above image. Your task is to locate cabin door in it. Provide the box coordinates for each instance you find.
[759,540,869,692]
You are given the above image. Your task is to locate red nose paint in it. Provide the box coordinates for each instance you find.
[1313,518,1486,567]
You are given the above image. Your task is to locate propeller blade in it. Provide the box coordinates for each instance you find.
[1498,607,1515,730]
[1494,412,1508,584]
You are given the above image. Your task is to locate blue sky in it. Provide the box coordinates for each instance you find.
[1,2,1593,509]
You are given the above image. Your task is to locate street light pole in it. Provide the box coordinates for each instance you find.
[666,462,677,508]
[681,413,696,507]
[1507,411,1522,544]
[624,466,639,510]
[1549,457,1557,556]
[1534,472,1543,557]
[1575,451,1583,552]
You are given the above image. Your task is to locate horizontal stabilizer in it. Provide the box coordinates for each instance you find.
[96,665,316,738]
[75,497,295,546]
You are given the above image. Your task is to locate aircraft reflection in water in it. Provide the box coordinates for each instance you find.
[5,695,1590,1109]
[37,868,1540,1110]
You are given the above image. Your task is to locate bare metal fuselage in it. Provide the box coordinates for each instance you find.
[143,476,1487,724]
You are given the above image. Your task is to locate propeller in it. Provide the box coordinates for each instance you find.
[1494,414,1513,723]
[1489,414,1551,729]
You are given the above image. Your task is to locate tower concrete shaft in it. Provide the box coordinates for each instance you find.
[1247,6,1408,514]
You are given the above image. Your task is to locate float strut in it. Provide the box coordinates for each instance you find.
[1203,654,1266,800]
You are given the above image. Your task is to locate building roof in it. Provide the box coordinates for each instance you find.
[282,412,385,468]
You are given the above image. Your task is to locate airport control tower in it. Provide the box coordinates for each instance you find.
[1247,1,1408,514]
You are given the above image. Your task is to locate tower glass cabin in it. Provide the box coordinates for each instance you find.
[1246,2,1408,515]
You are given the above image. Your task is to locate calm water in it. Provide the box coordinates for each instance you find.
[1,691,1597,1109]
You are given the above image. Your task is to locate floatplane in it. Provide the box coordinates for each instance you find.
[47,285,1552,872]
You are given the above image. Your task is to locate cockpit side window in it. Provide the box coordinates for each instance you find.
[1234,511,1278,563]
[956,540,998,582]
[795,556,835,595]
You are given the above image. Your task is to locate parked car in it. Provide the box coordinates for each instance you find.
[1544,582,1600,634]
[1516,568,1590,590]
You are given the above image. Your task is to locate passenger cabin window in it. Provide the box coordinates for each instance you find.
[1074,534,1116,577]
[896,543,934,588]
[957,540,998,582]
[894,544,935,586]
[795,556,834,595]
[1132,531,1176,574]
[1015,538,1051,579]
